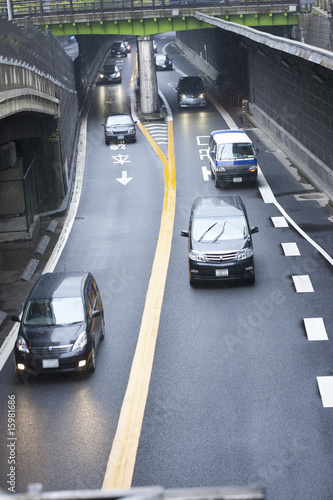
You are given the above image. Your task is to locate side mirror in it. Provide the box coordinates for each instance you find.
[11,315,21,323]
[101,123,105,127]
[181,230,189,238]
[250,226,259,235]
[90,310,101,319]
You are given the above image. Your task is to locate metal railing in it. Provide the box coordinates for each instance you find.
[0,0,299,18]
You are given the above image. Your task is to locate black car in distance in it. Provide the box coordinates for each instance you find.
[98,64,122,84]
[110,41,127,57]
[12,271,105,381]
[181,195,258,286]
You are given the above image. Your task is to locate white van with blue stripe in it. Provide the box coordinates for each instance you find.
[207,130,258,188]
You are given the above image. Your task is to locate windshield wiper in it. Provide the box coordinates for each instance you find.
[198,222,217,242]
[212,221,226,243]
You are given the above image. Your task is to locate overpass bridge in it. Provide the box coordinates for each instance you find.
[2,0,300,36]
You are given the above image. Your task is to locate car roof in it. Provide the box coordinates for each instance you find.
[210,129,252,145]
[106,113,133,120]
[28,272,90,300]
[192,196,246,218]
[179,76,203,82]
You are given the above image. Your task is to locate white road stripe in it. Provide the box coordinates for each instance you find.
[292,275,314,293]
[202,166,211,181]
[304,318,328,341]
[317,377,333,407]
[281,242,300,256]
[271,216,289,228]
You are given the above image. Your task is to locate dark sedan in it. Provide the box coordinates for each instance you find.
[155,53,173,70]
[102,113,137,144]
[110,41,127,57]
[98,64,122,84]
[181,195,258,286]
[12,271,105,381]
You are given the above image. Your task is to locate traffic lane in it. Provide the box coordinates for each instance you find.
[132,109,333,497]
[133,183,333,499]
[1,76,165,493]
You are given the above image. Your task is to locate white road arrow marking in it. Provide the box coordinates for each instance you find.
[113,154,130,165]
[116,171,133,185]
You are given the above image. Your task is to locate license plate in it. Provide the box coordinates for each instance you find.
[42,359,59,369]
[216,269,229,277]
[118,135,124,140]
[233,177,242,183]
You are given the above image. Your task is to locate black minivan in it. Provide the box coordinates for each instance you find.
[181,196,258,286]
[12,271,105,381]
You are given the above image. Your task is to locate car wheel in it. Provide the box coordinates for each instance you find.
[89,342,96,373]
[214,177,220,189]
[105,140,109,145]
[247,275,255,285]
[210,166,215,180]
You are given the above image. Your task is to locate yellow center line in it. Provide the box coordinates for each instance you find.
[102,118,176,490]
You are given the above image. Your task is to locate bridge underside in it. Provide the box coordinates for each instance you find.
[25,7,298,36]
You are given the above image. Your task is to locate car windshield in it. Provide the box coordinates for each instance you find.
[106,115,132,126]
[102,65,116,73]
[182,80,203,92]
[217,142,254,160]
[156,55,166,62]
[113,42,122,48]
[193,216,248,242]
[23,298,85,326]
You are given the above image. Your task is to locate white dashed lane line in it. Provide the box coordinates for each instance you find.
[281,242,300,256]
[292,275,314,293]
[317,377,333,407]
[271,216,289,228]
[304,318,328,341]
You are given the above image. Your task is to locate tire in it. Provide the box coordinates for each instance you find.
[247,275,255,285]
[210,165,215,180]
[89,342,96,373]
[214,177,220,189]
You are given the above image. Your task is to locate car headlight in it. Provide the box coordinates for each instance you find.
[180,94,187,99]
[189,250,207,262]
[16,336,29,353]
[127,128,135,134]
[99,73,105,78]
[216,166,226,172]
[237,248,254,261]
[73,331,87,351]
[199,93,206,99]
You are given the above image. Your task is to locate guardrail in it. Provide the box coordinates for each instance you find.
[0,0,298,18]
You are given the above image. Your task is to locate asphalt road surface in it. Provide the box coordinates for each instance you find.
[0,33,333,500]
